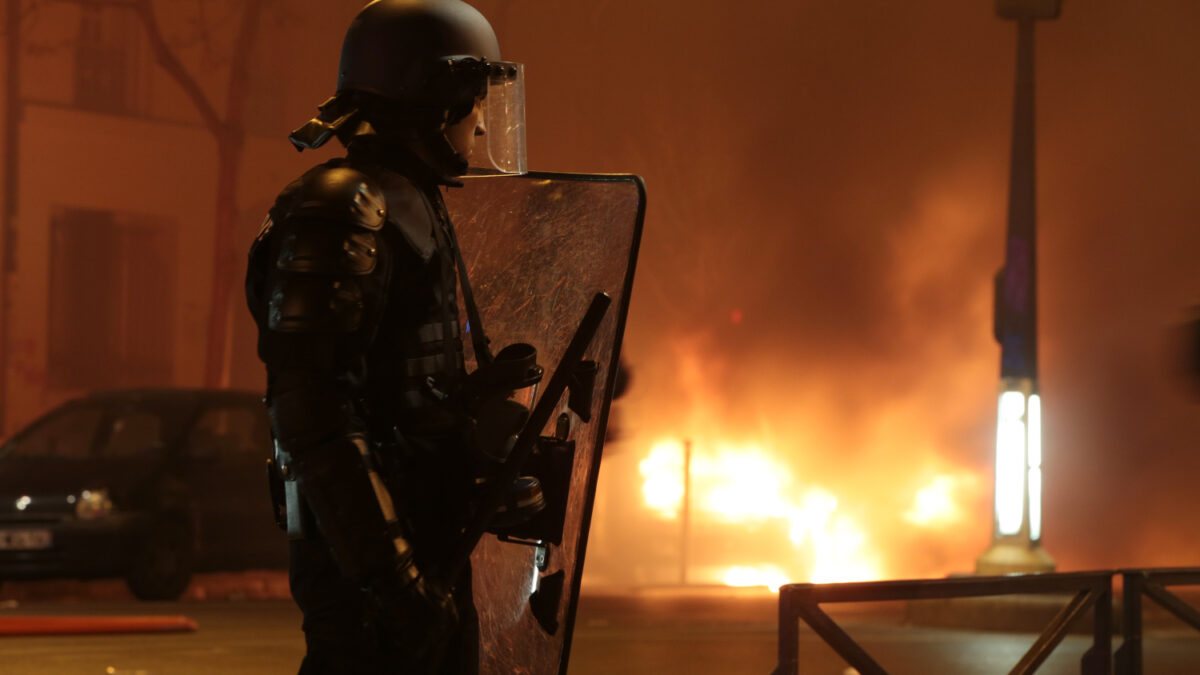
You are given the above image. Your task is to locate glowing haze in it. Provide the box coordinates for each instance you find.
[12,0,1193,590]
[469,0,1200,587]
[166,0,1200,589]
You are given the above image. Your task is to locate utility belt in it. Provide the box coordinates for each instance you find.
[264,342,575,544]
[265,425,469,541]
[266,439,313,540]
[265,423,577,547]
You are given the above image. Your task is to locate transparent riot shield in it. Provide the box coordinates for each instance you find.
[446,172,644,675]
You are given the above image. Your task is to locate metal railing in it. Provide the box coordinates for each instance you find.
[1115,567,1200,675]
[774,571,1113,675]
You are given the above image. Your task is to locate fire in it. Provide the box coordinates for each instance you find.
[903,474,968,527]
[787,488,879,584]
[624,336,988,588]
[703,445,791,521]
[723,565,789,592]
[638,440,686,519]
[637,437,890,587]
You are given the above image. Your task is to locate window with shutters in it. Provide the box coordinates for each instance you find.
[47,207,176,389]
[73,5,143,115]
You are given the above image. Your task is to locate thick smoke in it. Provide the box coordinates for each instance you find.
[469,0,1200,582]
[24,0,1197,589]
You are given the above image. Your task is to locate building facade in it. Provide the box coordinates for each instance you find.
[1,1,354,434]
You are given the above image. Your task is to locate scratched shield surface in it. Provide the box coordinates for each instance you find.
[446,172,643,675]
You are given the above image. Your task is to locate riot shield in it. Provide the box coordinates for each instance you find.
[446,172,644,675]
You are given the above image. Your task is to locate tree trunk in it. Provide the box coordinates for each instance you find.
[201,0,263,388]
[202,132,244,388]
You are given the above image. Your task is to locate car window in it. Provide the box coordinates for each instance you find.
[186,405,271,459]
[98,409,165,458]
[6,403,104,459]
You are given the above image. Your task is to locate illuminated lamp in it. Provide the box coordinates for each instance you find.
[976,0,1060,575]
[977,379,1053,574]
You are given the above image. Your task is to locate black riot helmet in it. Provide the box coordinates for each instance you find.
[289,0,527,176]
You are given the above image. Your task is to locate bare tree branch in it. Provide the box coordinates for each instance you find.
[194,0,245,68]
[127,0,222,135]
[222,0,261,133]
[54,0,223,135]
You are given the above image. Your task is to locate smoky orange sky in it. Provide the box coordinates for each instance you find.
[14,0,1199,585]
[458,0,1200,580]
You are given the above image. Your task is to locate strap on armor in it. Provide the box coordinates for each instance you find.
[437,203,494,367]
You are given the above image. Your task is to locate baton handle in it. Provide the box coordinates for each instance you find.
[444,292,611,584]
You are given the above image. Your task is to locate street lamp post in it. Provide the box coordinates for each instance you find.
[976,0,1061,576]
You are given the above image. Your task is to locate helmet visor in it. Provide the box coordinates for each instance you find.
[472,61,526,175]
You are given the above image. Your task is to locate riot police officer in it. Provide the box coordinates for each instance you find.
[246,1,533,672]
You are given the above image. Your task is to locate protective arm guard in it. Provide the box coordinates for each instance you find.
[270,383,419,589]
[253,165,426,595]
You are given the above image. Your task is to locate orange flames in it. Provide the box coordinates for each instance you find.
[601,178,1006,591]
[636,437,980,589]
[903,474,970,528]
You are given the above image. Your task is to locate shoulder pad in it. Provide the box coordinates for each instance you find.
[290,166,386,231]
[272,166,386,276]
[377,172,440,262]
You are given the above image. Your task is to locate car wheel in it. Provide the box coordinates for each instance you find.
[126,520,194,601]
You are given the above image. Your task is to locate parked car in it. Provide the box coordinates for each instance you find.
[0,388,286,600]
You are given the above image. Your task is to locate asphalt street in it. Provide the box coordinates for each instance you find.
[1,581,1199,674]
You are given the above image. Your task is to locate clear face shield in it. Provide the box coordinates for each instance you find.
[472,61,526,175]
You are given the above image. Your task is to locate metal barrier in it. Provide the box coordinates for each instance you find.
[774,571,1113,675]
[1115,567,1200,675]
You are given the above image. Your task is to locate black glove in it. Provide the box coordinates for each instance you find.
[371,572,459,673]
[471,397,530,465]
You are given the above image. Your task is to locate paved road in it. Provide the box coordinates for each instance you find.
[0,601,301,675]
[568,600,1200,675]
[1,590,1199,673]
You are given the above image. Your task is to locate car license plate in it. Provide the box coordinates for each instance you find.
[0,529,52,550]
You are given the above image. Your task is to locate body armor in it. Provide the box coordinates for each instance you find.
[247,141,476,673]
[249,148,467,431]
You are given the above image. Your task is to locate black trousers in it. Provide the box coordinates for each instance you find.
[289,537,479,674]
